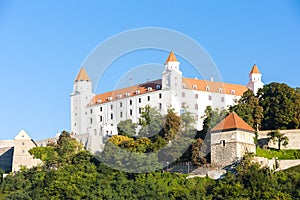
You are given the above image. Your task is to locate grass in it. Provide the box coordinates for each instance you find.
[256,147,300,160]
[285,165,300,173]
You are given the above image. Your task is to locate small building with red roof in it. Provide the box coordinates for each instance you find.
[210,112,256,167]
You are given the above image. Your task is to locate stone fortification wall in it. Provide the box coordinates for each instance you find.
[258,129,300,149]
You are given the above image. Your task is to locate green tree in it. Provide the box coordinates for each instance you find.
[202,106,228,132]
[191,138,206,166]
[259,82,300,130]
[138,105,163,137]
[162,108,181,141]
[117,119,136,137]
[267,130,289,150]
[230,89,264,130]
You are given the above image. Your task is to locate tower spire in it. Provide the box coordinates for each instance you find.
[165,51,178,63]
[75,68,90,82]
[249,64,261,74]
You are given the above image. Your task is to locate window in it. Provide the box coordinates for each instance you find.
[231,90,236,95]
[111,113,113,120]
[206,87,210,92]
[147,96,150,101]
[139,98,141,103]
[219,88,223,93]
[120,112,123,118]
[182,92,185,97]
[130,109,133,116]
[159,93,162,99]
[209,95,212,100]
[139,108,142,114]
[110,104,113,110]
[90,109,93,114]
[192,85,197,89]
[195,94,198,99]
[234,99,238,103]
[100,116,103,122]
[90,118,93,124]
[22,150,25,153]
[182,84,186,88]
[221,97,225,102]
[195,104,198,110]
[100,107,103,112]
[130,100,132,105]
[22,142,25,145]
[156,85,161,90]
[221,140,226,147]
[74,123,76,126]
[159,103,162,109]
[135,90,140,94]
[120,102,122,107]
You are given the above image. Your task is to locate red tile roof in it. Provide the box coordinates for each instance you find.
[75,68,90,82]
[210,112,255,133]
[249,64,261,74]
[90,79,162,106]
[182,78,248,96]
[165,51,178,63]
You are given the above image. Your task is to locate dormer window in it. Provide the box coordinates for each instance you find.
[117,94,122,99]
[231,90,236,95]
[192,85,197,89]
[97,99,102,103]
[206,86,210,92]
[125,92,130,97]
[135,90,140,94]
[147,87,152,92]
[182,84,186,89]
[156,85,161,90]
[107,96,112,101]
[219,88,223,93]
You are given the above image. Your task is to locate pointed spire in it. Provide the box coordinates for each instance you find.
[210,112,255,133]
[75,68,90,82]
[165,51,178,63]
[249,64,261,74]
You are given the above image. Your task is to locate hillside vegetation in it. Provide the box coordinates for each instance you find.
[1,133,300,199]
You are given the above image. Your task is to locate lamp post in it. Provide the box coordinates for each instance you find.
[186,162,190,174]
[166,161,169,172]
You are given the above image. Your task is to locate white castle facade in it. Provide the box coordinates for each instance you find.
[70,51,264,141]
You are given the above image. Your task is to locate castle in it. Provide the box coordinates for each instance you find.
[70,51,264,144]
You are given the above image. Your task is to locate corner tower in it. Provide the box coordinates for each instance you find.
[71,68,94,135]
[162,51,182,114]
[247,64,264,94]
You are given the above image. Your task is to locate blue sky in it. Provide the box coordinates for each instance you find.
[0,1,299,140]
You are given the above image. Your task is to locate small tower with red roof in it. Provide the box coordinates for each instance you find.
[247,64,264,94]
[210,112,256,167]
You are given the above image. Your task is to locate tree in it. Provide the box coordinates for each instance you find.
[117,119,136,137]
[29,131,83,168]
[259,82,300,130]
[267,130,289,150]
[191,139,206,166]
[162,109,181,141]
[138,105,163,138]
[202,106,228,132]
[230,89,264,130]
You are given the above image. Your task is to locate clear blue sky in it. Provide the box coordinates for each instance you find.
[0,1,299,140]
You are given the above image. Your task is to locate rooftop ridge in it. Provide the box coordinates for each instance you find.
[210,112,255,133]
